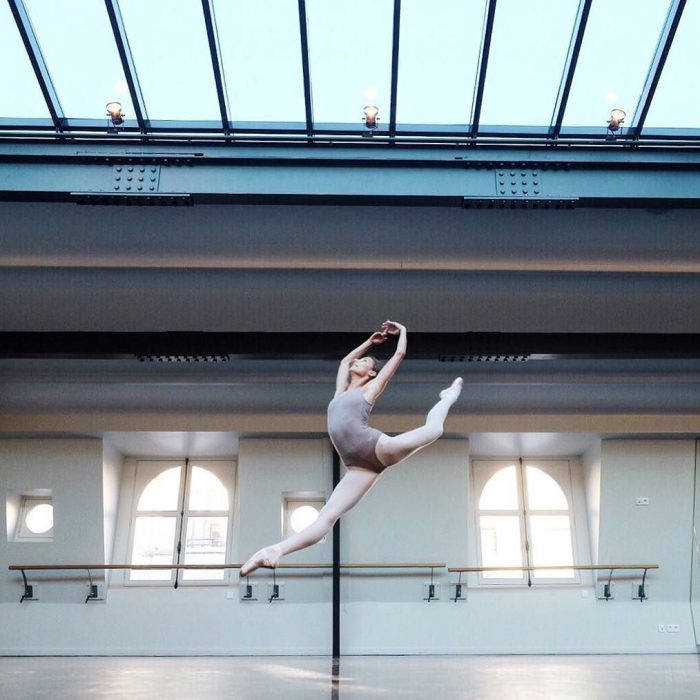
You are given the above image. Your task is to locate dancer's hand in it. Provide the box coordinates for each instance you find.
[369,331,388,345]
[381,320,405,336]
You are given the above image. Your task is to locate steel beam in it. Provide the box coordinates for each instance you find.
[469,0,498,137]
[1,142,700,206]
[298,0,314,136]
[388,0,402,136]
[550,0,593,138]
[7,0,64,130]
[629,0,687,138]
[201,0,231,135]
[104,0,148,131]
[1,331,699,360]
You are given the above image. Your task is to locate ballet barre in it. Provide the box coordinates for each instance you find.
[448,564,659,603]
[8,562,447,603]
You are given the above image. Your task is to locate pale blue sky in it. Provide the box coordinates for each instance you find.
[0,0,696,130]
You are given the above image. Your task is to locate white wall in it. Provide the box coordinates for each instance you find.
[102,441,123,577]
[582,441,602,564]
[1,436,698,655]
[0,439,105,606]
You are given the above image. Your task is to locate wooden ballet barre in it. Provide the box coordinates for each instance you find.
[8,562,447,602]
[447,564,659,603]
[9,562,446,571]
[448,564,659,573]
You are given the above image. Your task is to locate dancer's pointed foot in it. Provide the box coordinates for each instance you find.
[439,377,463,404]
[240,544,283,577]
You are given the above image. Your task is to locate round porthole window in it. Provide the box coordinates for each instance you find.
[25,503,54,535]
[289,504,320,533]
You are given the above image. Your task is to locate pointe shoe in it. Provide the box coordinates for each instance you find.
[240,545,282,577]
[440,377,463,403]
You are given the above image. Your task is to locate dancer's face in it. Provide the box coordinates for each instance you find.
[350,357,377,378]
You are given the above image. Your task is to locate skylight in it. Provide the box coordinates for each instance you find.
[0,0,696,143]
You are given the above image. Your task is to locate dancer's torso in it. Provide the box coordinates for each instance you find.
[327,388,387,473]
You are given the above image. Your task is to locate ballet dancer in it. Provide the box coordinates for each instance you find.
[240,320,462,576]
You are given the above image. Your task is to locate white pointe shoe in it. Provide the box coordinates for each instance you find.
[240,545,282,577]
[439,377,463,403]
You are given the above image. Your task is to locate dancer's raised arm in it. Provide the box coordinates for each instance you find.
[364,320,407,403]
[335,329,387,395]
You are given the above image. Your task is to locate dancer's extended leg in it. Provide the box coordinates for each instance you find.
[240,467,379,577]
[375,377,462,467]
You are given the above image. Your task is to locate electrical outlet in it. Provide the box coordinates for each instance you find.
[240,582,258,601]
[657,624,667,633]
[423,582,440,601]
[635,497,649,505]
[667,624,680,633]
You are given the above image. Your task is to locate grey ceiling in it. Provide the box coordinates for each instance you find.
[0,201,698,426]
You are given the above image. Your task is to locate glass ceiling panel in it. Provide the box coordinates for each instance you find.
[480,0,579,127]
[562,0,671,128]
[644,0,700,128]
[396,0,485,126]
[306,0,394,125]
[0,1,50,118]
[118,0,220,121]
[213,0,305,123]
[23,0,134,120]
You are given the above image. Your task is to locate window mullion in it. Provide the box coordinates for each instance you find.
[517,458,532,580]
[173,458,191,587]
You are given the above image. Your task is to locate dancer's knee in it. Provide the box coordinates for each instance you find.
[425,423,443,441]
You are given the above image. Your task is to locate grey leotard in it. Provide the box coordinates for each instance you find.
[327,388,387,473]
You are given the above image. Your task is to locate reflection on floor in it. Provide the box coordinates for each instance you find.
[1,654,699,700]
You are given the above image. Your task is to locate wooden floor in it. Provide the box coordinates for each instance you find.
[1,655,699,699]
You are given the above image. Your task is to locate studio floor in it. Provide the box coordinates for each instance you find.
[1,654,700,700]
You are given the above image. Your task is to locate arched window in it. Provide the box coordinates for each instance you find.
[473,459,576,584]
[129,460,234,584]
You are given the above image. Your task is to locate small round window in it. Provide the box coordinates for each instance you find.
[289,504,320,533]
[25,503,54,534]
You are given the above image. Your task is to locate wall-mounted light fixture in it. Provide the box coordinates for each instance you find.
[363,105,379,131]
[607,108,626,133]
[106,101,124,127]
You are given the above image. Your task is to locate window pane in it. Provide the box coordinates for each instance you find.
[0,1,50,118]
[530,515,574,579]
[137,466,181,511]
[182,516,227,580]
[562,0,671,127]
[290,504,320,533]
[396,0,485,125]
[130,516,176,581]
[25,502,53,534]
[23,0,134,119]
[644,0,700,128]
[479,466,518,510]
[214,0,305,122]
[480,0,579,126]
[526,466,568,510]
[118,0,220,120]
[480,515,523,579]
[188,466,228,511]
[307,0,394,124]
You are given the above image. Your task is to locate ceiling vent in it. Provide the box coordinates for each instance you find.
[138,355,230,363]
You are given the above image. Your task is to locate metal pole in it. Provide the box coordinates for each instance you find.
[332,448,341,658]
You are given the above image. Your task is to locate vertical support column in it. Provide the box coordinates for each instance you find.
[332,448,341,659]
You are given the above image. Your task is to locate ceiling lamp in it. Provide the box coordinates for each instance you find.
[363,105,379,130]
[106,101,124,126]
[607,108,626,133]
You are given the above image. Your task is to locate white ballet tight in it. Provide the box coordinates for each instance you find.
[240,378,462,575]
